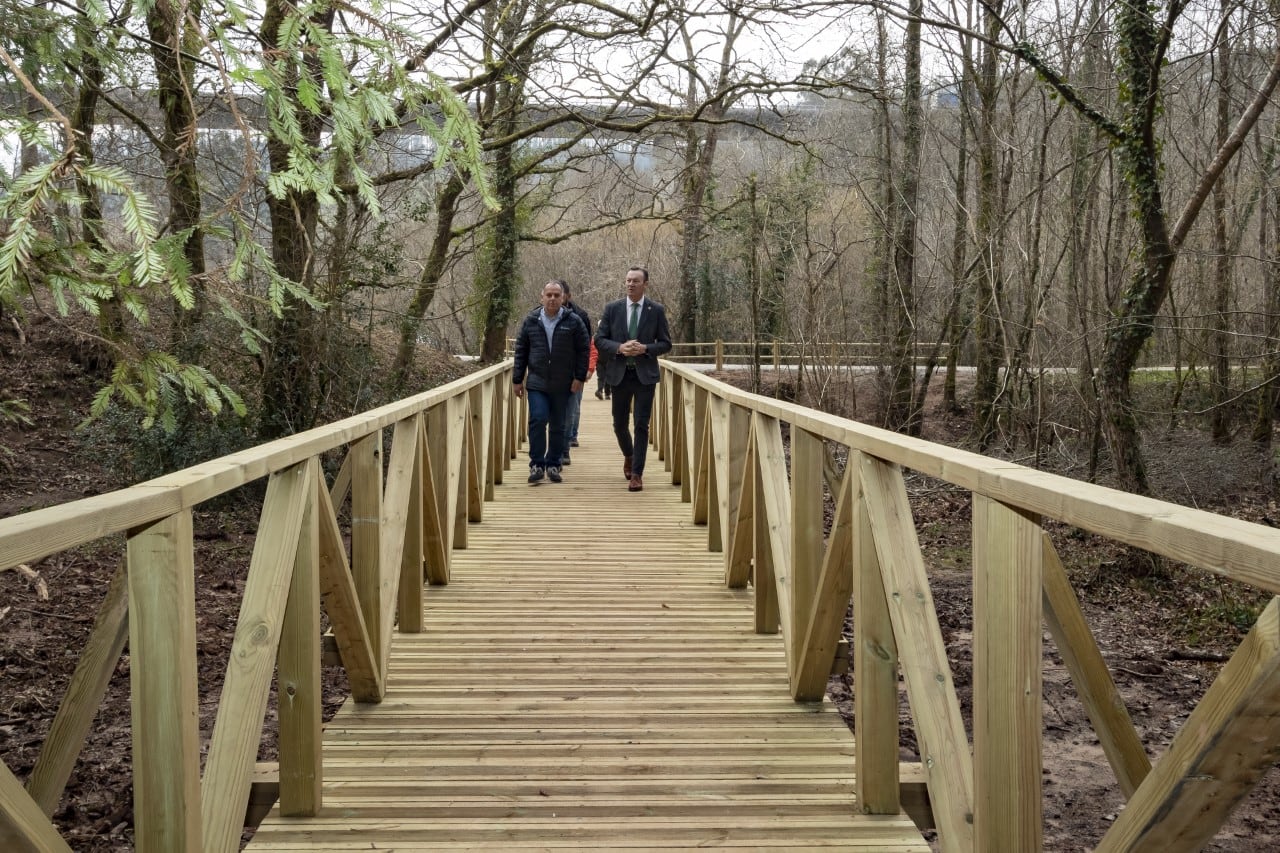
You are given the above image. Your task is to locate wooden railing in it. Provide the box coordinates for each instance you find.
[664,339,951,370]
[0,363,518,852]
[654,360,1280,853]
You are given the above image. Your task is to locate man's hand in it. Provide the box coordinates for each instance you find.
[571,379,583,394]
[619,340,646,357]
[513,383,525,398]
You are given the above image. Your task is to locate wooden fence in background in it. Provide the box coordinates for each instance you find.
[664,340,951,370]
[655,360,1280,853]
[0,363,516,852]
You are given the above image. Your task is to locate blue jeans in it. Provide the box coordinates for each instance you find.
[527,389,570,468]
[566,387,584,445]
[610,370,656,476]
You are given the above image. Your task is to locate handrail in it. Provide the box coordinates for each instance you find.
[0,361,518,852]
[655,360,1280,853]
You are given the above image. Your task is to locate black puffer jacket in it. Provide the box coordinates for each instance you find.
[512,306,590,392]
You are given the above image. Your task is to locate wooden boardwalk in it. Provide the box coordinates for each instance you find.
[247,399,928,851]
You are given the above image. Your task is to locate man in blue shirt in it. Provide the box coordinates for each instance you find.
[512,281,590,483]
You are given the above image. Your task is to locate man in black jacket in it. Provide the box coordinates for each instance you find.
[513,281,590,484]
[594,266,672,492]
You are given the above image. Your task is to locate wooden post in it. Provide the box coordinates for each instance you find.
[853,455,900,815]
[279,459,322,816]
[772,339,781,370]
[790,427,824,687]
[397,418,426,632]
[488,377,505,486]
[419,417,450,584]
[860,455,973,853]
[668,378,684,482]
[753,415,792,643]
[351,431,383,667]
[424,406,451,583]
[972,494,1043,852]
[465,384,483,517]
[715,338,724,371]
[128,510,201,852]
[655,377,667,462]
[722,403,752,582]
[707,396,731,553]
[444,395,467,538]
[752,439,779,636]
[690,385,709,519]
[201,463,309,852]
[382,417,423,636]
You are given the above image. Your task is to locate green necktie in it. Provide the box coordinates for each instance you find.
[626,302,639,366]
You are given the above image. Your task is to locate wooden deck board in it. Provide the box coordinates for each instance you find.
[247,401,928,851]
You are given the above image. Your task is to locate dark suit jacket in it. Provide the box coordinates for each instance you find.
[594,297,672,386]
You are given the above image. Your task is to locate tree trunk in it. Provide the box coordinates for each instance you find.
[69,17,126,351]
[1254,120,1280,446]
[479,140,520,363]
[943,41,972,415]
[747,177,762,393]
[886,0,922,433]
[1209,9,1233,444]
[676,122,716,343]
[257,0,332,440]
[146,0,207,348]
[969,1,1004,448]
[393,171,466,383]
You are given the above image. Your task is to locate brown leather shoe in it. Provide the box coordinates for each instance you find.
[623,455,633,480]
[628,475,643,492]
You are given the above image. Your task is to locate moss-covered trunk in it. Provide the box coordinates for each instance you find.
[256,0,332,440]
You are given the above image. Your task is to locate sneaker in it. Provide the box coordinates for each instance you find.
[561,453,571,466]
[570,439,580,447]
[594,389,604,400]
[528,466,545,484]
[547,466,562,483]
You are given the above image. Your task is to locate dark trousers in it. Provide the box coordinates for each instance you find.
[610,369,656,476]
[527,389,570,468]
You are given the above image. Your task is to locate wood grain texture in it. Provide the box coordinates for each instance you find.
[972,495,1042,852]
[201,462,310,853]
[127,510,202,852]
[860,455,974,853]
[247,402,927,852]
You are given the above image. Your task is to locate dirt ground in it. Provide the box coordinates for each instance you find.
[2,328,1279,851]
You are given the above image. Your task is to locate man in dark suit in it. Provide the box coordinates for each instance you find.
[594,266,673,492]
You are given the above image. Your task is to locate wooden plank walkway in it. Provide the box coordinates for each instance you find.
[247,399,929,850]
